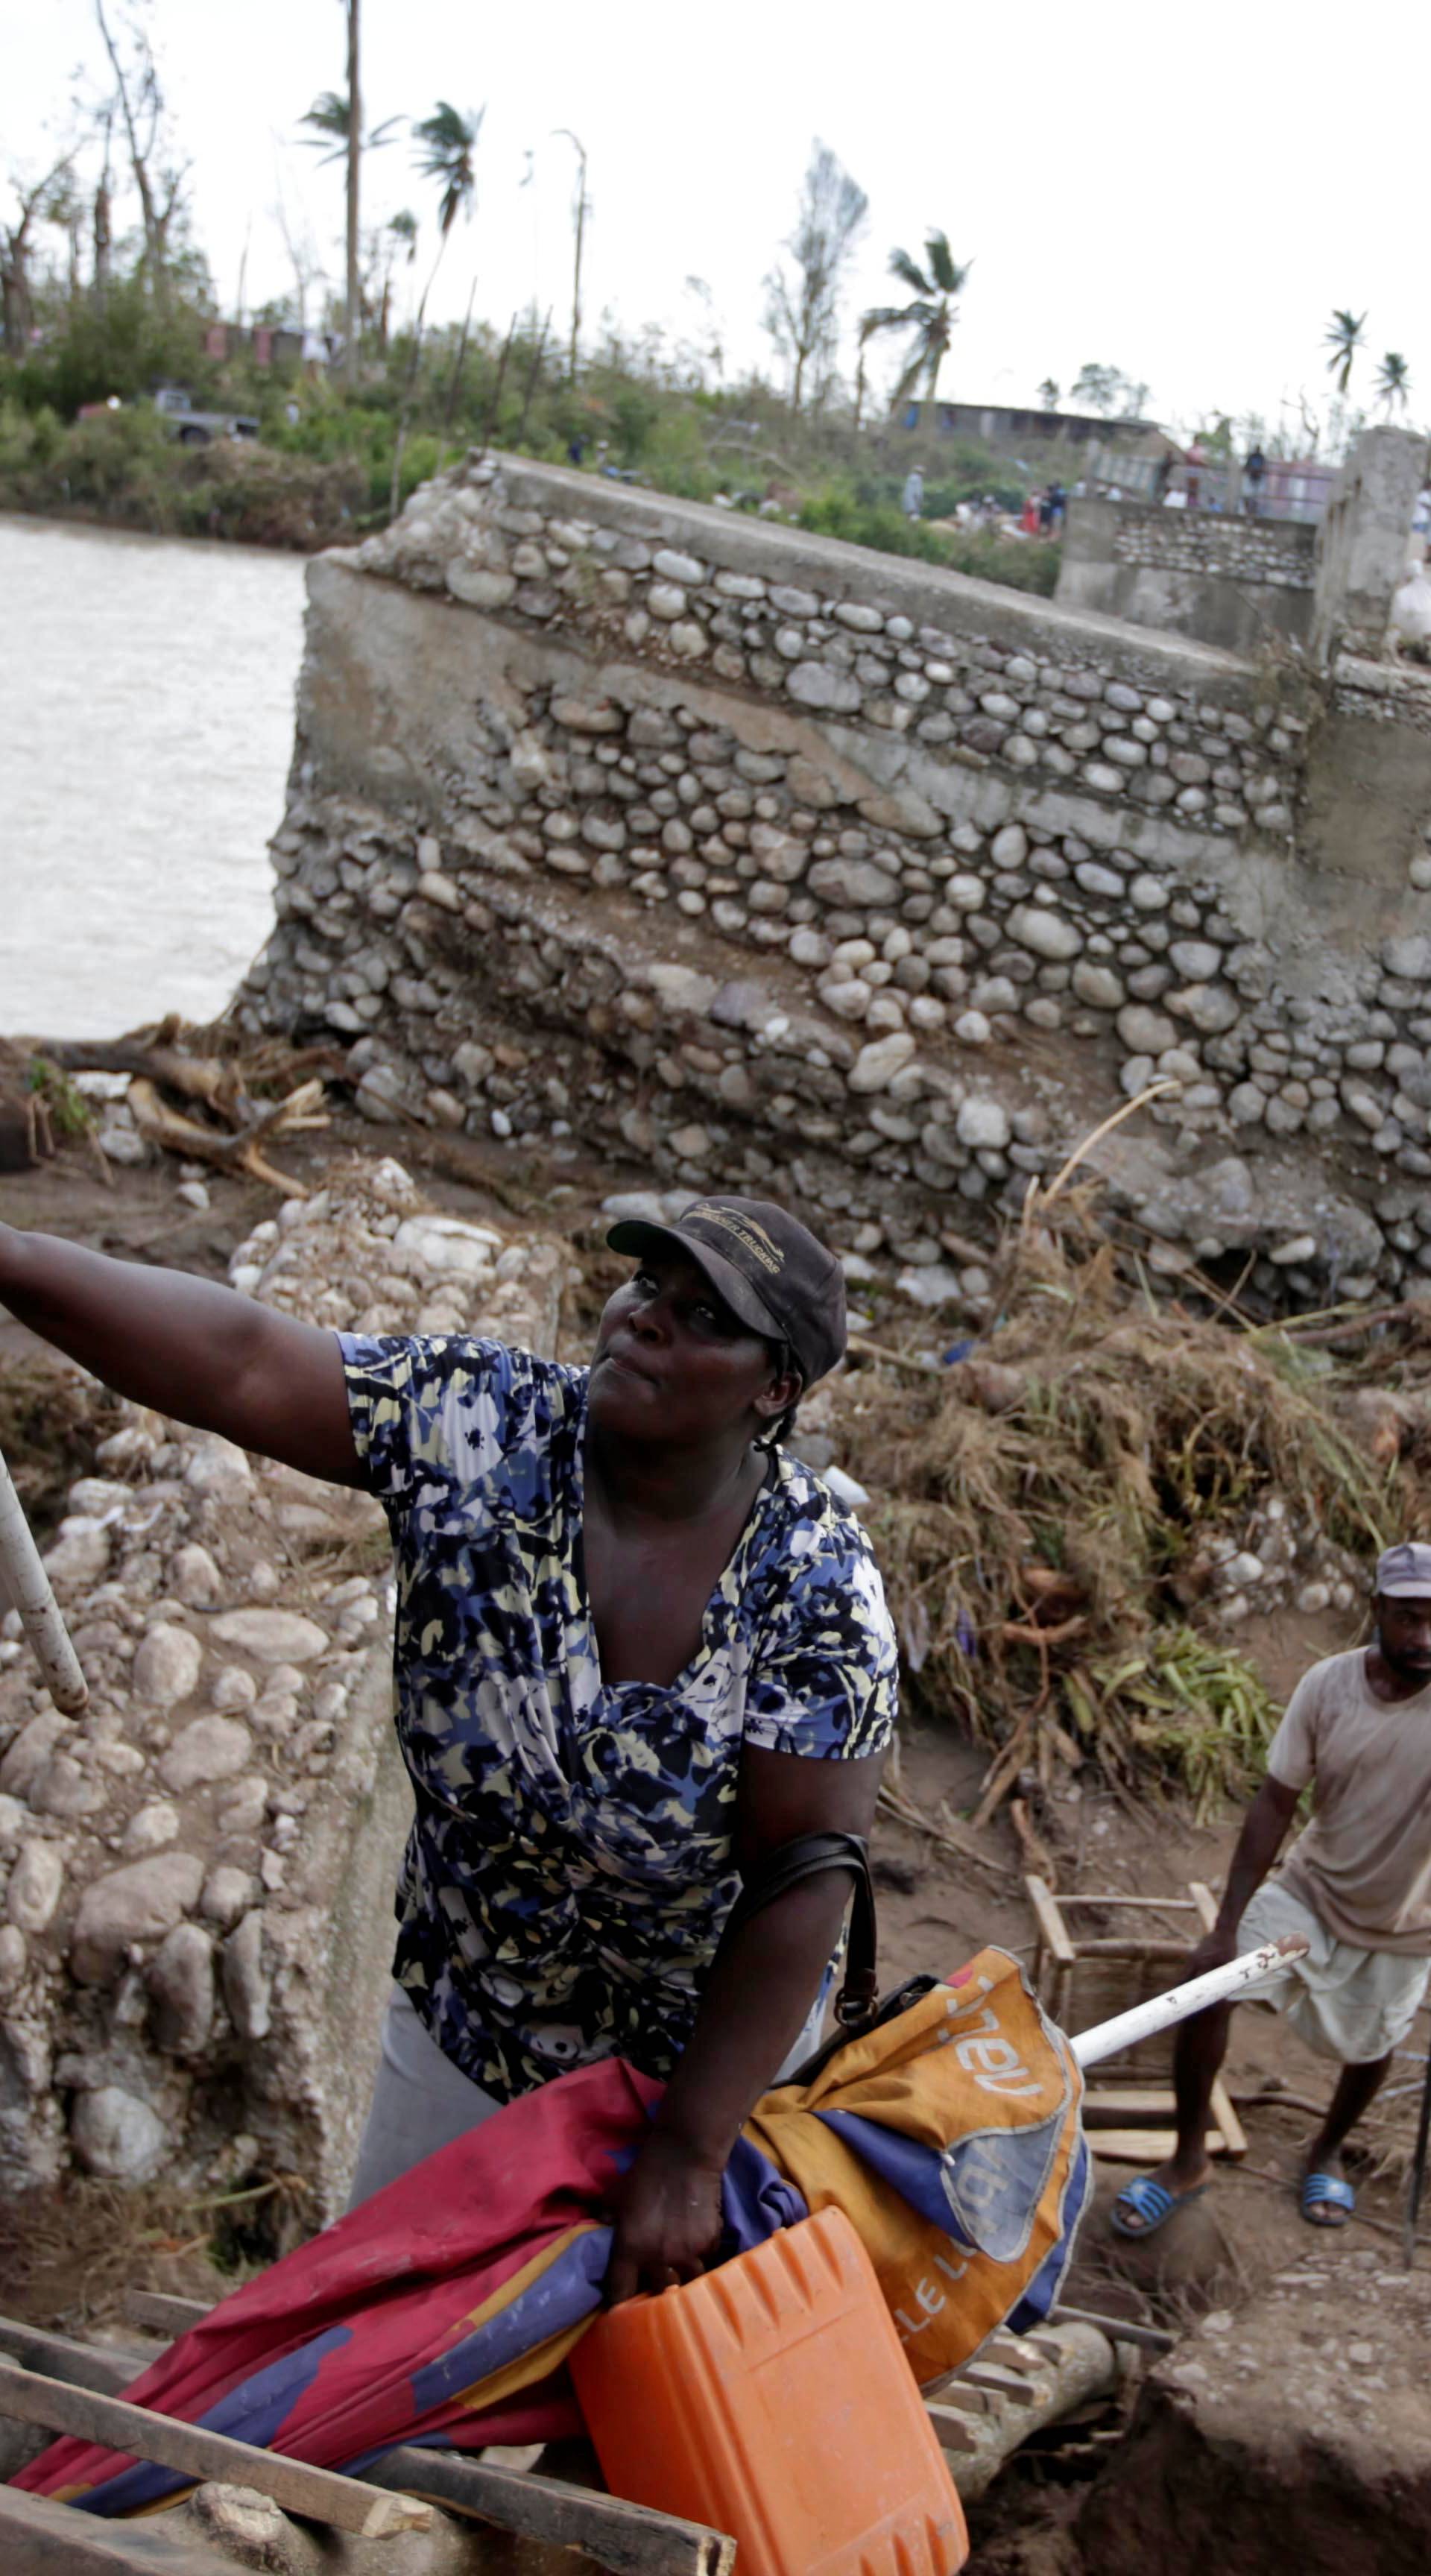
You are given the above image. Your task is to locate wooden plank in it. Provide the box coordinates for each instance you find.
[121,2291,207,2338]
[370,2447,736,2576]
[0,2357,432,2541]
[1056,1895,1197,1911]
[920,2378,994,2415]
[10,2314,735,2576]
[1068,1938,1191,1962]
[961,2364,1039,2408]
[1084,2085,1175,2112]
[1210,2074,1248,2159]
[1189,1881,1219,1932]
[1024,1875,1075,1965]
[0,2314,156,2394]
[0,2483,242,2574]
[1049,2305,1175,2355]
[923,2402,979,2455]
[1090,2128,1224,2163]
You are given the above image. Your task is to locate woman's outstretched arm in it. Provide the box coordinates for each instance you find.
[0,1225,360,1486]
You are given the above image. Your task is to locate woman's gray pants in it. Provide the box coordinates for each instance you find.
[347,1982,830,2208]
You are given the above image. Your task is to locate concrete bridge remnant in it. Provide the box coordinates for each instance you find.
[233,451,1431,1313]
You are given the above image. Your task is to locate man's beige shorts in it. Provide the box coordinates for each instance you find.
[1237,1881,1430,2066]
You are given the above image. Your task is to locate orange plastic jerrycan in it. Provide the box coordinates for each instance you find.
[571,2206,969,2576]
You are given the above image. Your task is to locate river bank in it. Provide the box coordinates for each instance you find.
[0,407,1060,590]
[0,414,369,552]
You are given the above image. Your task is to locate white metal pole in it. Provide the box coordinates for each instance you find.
[0,1444,88,1714]
[1070,1934,1308,2069]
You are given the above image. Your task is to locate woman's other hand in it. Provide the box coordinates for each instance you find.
[604,2127,724,2305]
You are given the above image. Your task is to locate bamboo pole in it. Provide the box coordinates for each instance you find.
[0,1445,87,1713]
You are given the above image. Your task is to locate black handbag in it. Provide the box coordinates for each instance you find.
[724,1830,941,2088]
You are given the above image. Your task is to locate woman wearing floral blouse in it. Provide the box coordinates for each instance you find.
[0,1195,895,2298]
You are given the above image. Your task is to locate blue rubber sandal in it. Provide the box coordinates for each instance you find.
[1110,2174,1210,2240]
[1301,2171,1355,2227]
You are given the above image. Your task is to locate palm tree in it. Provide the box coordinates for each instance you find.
[299,4,402,386]
[1376,351,1411,419]
[413,100,481,247]
[862,233,971,419]
[1324,308,1366,397]
[391,102,482,513]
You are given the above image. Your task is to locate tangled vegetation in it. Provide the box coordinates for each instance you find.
[1,271,1068,585]
[838,1231,1400,1814]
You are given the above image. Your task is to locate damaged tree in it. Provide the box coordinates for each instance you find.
[92,0,189,310]
[1,157,72,356]
[762,141,868,414]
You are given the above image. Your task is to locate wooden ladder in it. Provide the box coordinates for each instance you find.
[1025,1874,1248,2164]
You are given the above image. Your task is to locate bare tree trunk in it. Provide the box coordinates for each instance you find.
[554,131,587,385]
[344,0,361,391]
[444,279,477,429]
[517,308,551,444]
[388,236,450,517]
[0,256,27,359]
[569,185,584,383]
[94,0,167,308]
[1,163,71,356]
[92,180,112,308]
[477,313,518,458]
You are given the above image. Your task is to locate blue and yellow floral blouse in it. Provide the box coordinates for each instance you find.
[339,1333,897,2101]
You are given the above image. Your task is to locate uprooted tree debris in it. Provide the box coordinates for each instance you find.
[833,1205,1430,1821]
[1,1027,346,1194]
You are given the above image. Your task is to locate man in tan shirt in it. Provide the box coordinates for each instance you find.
[1112,1543,1431,2235]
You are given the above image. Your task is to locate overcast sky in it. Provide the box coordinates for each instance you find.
[3,0,1426,444]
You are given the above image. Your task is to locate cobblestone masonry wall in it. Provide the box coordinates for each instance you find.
[235,455,1431,1314]
[0,1159,572,2202]
[1110,506,1316,590]
[1056,497,1317,652]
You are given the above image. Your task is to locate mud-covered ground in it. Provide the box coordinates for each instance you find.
[4,1112,1428,2572]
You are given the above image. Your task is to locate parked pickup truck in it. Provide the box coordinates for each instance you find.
[153,385,260,445]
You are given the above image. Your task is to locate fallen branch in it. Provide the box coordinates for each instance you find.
[127,1079,315,1196]
[847,1336,942,1376]
[876,1781,1017,1884]
[1277,1303,1420,1348]
[971,1718,1034,1831]
[1009,1796,1058,1887]
[1020,1082,1180,1235]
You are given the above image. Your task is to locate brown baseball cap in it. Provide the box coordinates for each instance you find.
[605,1196,847,1387]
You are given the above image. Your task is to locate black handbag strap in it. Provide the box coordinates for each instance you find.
[725,1829,879,2031]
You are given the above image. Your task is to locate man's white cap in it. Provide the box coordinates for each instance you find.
[1376,1542,1431,1597]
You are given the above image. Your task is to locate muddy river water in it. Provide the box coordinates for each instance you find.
[2,514,306,1041]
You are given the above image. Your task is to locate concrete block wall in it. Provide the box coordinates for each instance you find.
[1056,499,1316,656]
[233,455,1431,1313]
[1312,425,1426,663]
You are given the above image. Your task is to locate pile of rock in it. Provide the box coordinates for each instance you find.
[0,1156,569,2207]
[1201,1492,1362,1631]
